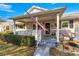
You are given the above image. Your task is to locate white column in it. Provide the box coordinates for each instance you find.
[13,20,16,35]
[35,17,38,41]
[35,17,39,47]
[73,20,75,33]
[25,24,27,30]
[56,14,60,42]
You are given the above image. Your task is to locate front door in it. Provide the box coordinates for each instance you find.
[45,23,50,34]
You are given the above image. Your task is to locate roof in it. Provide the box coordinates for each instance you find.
[0,22,12,26]
[24,6,48,15]
[61,12,79,20]
[11,7,66,20]
[0,21,24,26]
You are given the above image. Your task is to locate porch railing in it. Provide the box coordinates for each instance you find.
[15,29,41,36]
[14,28,75,38]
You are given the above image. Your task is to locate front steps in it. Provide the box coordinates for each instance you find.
[34,36,57,56]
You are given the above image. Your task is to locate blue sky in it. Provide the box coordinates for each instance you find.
[0,3,79,20]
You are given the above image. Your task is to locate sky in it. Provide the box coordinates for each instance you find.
[0,3,79,20]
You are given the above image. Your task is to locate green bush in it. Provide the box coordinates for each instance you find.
[0,30,13,35]
[0,33,36,46]
[21,36,36,46]
[3,34,21,45]
[26,36,36,46]
[21,36,27,46]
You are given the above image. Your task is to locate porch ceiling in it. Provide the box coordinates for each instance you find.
[11,7,66,22]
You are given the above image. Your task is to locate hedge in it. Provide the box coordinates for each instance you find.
[0,33,36,47]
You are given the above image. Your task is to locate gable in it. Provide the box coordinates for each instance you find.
[28,8,44,14]
[24,6,48,15]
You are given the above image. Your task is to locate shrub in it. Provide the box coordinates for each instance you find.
[26,36,36,46]
[0,33,36,46]
[0,30,13,35]
[3,34,21,45]
[21,36,27,46]
[21,36,36,46]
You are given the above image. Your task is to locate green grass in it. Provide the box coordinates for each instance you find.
[0,40,35,56]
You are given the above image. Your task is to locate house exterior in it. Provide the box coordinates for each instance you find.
[61,13,79,33]
[61,13,79,40]
[0,21,24,32]
[11,6,79,41]
[11,6,66,42]
[0,22,13,32]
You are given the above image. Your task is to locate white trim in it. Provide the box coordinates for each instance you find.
[35,17,38,41]
[24,6,48,15]
[56,14,60,42]
[13,20,16,35]
[27,6,48,12]
[61,21,69,29]
[73,20,75,33]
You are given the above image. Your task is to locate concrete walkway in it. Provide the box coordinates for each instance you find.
[34,38,57,56]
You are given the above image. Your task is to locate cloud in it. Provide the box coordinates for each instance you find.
[0,15,11,20]
[0,4,14,12]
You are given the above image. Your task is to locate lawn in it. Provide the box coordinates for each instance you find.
[0,40,35,56]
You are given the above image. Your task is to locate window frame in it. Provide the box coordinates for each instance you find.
[61,21,69,29]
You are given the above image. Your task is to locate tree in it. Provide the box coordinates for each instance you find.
[0,19,6,22]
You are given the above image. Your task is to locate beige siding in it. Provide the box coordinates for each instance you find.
[74,20,79,34]
[75,20,79,28]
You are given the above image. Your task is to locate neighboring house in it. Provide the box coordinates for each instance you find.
[61,13,79,40]
[61,13,79,33]
[11,6,79,41]
[0,21,25,32]
[0,22,13,32]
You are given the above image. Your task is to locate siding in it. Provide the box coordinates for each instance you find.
[75,20,79,34]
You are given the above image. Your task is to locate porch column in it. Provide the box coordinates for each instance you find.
[35,17,38,47]
[35,17,38,41]
[25,24,27,30]
[56,14,60,42]
[13,20,16,35]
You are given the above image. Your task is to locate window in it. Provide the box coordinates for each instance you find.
[33,24,41,30]
[69,20,73,28]
[33,24,36,30]
[61,20,73,29]
[16,24,25,29]
[6,26,9,30]
[61,21,69,28]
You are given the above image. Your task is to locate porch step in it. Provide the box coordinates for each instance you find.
[34,38,57,56]
[39,38,57,48]
[42,36,56,40]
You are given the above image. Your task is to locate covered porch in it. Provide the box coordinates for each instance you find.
[12,7,66,42]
